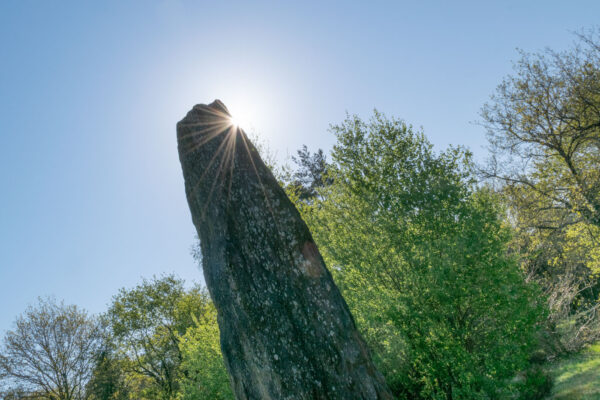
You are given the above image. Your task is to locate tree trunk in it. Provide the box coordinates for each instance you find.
[177,100,393,400]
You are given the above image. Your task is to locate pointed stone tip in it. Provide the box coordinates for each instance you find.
[177,99,232,128]
[190,99,231,116]
[206,99,230,115]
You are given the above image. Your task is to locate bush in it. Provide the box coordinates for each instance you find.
[519,366,554,400]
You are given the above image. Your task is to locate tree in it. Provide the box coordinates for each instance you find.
[293,112,546,399]
[177,303,233,400]
[481,29,600,354]
[104,275,228,400]
[0,297,101,400]
[481,29,600,228]
[505,183,600,354]
[86,329,130,400]
[290,145,331,201]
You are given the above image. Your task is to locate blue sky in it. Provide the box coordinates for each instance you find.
[1,0,598,333]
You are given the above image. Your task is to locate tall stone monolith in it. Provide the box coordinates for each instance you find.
[177,100,393,400]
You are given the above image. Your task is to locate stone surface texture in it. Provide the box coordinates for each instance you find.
[177,100,393,400]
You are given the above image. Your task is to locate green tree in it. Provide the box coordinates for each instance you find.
[481,29,600,354]
[104,275,231,400]
[289,145,331,202]
[86,332,130,400]
[0,297,101,400]
[177,302,233,400]
[293,113,546,399]
[481,29,600,229]
[504,183,600,355]
[105,276,206,399]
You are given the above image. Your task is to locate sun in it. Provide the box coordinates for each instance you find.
[225,98,259,133]
[229,116,241,129]
[228,112,253,132]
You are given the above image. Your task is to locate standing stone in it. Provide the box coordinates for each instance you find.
[177,100,393,400]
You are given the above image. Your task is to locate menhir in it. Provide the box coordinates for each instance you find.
[177,100,393,400]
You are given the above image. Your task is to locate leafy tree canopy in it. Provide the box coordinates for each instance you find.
[292,112,546,399]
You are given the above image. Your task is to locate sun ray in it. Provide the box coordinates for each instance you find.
[187,126,233,206]
[180,106,267,223]
[200,127,238,219]
[239,132,283,239]
[180,121,231,156]
[226,128,238,204]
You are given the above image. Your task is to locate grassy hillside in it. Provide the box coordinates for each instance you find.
[546,343,600,399]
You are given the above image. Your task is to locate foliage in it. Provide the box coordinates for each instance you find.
[518,365,554,400]
[293,112,546,399]
[177,304,233,400]
[103,275,229,400]
[0,297,101,400]
[289,145,332,201]
[105,275,187,399]
[512,200,600,355]
[86,334,131,400]
[481,29,600,354]
[481,29,600,229]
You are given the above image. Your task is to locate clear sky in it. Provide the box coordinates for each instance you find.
[1,0,598,334]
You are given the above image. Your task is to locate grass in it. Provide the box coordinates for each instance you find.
[546,343,600,399]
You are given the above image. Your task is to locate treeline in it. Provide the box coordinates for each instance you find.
[0,277,232,400]
[1,30,599,399]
